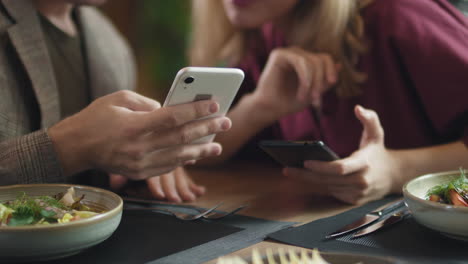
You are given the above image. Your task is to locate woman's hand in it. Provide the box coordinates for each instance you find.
[283,106,403,204]
[109,167,205,202]
[251,47,340,120]
[144,167,205,202]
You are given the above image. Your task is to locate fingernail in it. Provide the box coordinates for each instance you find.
[157,190,166,199]
[198,186,206,194]
[184,160,196,165]
[358,106,372,118]
[170,195,182,203]
[356,105,365,114]
[221,119,232,131]
[211,145,222,156]
[186,194,196,202]
[210,102,219,114]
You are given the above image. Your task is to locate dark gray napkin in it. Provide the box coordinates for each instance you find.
[268,196,468,264]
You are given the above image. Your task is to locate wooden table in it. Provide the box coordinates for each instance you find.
[184,162,356,263]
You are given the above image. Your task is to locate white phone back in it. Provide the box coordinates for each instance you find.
[163,67,245,143]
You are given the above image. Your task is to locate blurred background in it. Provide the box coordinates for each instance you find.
[99,0,468,103]
[101,1,191,101]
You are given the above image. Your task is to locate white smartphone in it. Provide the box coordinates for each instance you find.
[163,67,245,143]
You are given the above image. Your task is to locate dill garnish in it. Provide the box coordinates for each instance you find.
[38,195,67,210]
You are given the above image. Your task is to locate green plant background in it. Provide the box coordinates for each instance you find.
[138,0,190,81]
[136,1,191,99]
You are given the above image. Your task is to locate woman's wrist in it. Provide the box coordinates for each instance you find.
[386,149,408,193]
[242,93,284,126]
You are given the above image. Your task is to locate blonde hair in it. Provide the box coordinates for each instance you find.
[190,0,374,97]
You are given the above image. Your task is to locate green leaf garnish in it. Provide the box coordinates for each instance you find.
[40,209,56,219]
[8,215,35,226]
[426,167,468,204]
[8,206,35,226]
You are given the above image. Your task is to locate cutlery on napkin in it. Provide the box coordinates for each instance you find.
[352,207,411,238]
[326,198,406,239]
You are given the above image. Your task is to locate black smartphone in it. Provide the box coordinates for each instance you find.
[259,140,339,168]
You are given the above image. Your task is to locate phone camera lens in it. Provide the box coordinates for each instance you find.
[184,76,195,84]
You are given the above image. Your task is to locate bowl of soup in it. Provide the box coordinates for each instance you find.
[0,184,122,262]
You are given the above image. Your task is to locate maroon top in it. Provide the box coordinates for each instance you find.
[235,0,468,159]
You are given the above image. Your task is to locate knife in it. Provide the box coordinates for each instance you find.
[352,207,411,238]
[325,198,405,239]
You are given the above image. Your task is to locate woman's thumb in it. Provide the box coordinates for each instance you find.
[355,105,384,147]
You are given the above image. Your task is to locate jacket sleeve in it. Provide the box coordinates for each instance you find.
[0,129,65,185]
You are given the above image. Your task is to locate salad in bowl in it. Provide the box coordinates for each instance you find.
[0,184,122,262]
[403,168,468,241]
[0,187,102,226]
[426,168,468,207]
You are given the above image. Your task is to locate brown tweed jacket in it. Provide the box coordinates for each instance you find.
[0,0,136,185]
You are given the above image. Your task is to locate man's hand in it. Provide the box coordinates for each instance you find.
[49,90,231,179]
[283,105,401,204]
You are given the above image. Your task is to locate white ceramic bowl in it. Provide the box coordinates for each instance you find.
[0,184,123,262]
[403,171,468,241]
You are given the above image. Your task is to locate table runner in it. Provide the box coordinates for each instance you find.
[268,196,468,264]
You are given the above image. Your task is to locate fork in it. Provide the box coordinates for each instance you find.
[124,202,223,221]
[123,197,247,220]
[198,204,248,220]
